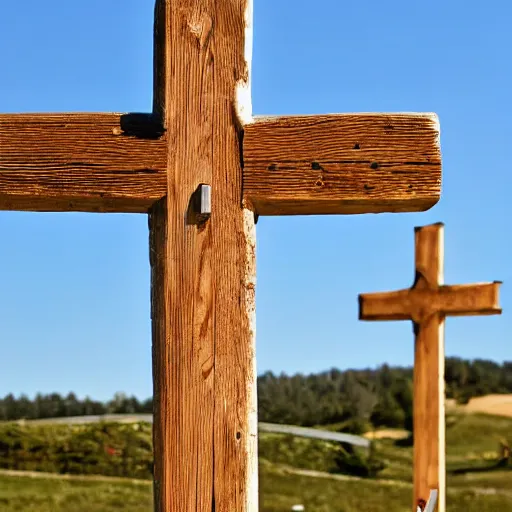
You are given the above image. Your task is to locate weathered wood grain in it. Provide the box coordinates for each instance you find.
[0,113,442,217]
[414,313,445,512]
[358,223,502,512]
[243,114,441,215]
[149,1,257,511]
[359,282,501,322]
[0,113,167,212]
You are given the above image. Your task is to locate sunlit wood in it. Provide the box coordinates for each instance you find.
[359,223,502,512]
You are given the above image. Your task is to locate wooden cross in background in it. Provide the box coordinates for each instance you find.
[359,223,502,512]
[0,1,441,510]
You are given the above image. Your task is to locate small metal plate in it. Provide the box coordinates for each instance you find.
[190,184,211,224]
[424,490,438,512]
[417,490,438,512]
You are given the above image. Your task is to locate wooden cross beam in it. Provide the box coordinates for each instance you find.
[358,223,502,512]
[1,1,441,511]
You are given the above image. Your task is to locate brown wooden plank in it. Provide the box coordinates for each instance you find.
[435,282,502,316]
[150,0,257,511]
[414,313,445,512]
[358,289,411,321]
[359,282,501,323]
[0,113,167,213]
[412,224,445,512]
[243,114,441,215]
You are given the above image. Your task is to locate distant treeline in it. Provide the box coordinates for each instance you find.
[1,358,511,431]
[0,392,152,422]
[258,358,512,433]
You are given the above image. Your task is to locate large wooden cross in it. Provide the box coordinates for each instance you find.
[359,223,502,512]
[0,1,441,511]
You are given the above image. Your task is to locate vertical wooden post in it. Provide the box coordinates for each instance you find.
[149,0,257,511]
[412,226,445,512]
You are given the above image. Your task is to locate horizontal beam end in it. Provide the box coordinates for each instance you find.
[0,195,158,214]
[0,113,168,213]
[247,196,440,217]
[358,292,412,322]
[358,312,412,322]
[440,282,502,317]
[243,111,441,217]
[447,306,503,318]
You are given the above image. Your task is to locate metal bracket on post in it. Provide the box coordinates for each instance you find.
[188,184,211,225]
[417,490,438,512]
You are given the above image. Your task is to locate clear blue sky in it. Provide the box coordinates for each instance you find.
[0,0,509,401]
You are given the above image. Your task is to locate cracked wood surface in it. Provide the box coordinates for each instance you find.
[358,223,502,512]
[0,113,167,212]
[149,0,257,511]
[243,113,441,215]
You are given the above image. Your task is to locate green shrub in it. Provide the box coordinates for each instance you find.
[333,441,386,477]
[0,422,153,479]
[257,432,385,478]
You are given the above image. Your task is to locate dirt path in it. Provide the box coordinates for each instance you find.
[0,469,151,486]
[271,465,512,499]
[277,465,412,488]
[3,467,512,501]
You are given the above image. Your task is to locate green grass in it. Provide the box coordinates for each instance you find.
[260,464,512,512]
[1,463,511,512]
[0,411,511,511]
[446,412,512,460]
[258,433,343,472]
[0,473,152,512]
[260,466,411,512]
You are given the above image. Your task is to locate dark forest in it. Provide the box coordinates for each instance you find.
[1,357,511,432]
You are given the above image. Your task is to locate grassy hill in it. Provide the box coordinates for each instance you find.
[0,406,511,511]
[0,459,511,512]
[447,394,512,417]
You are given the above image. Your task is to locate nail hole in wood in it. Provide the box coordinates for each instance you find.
[353,143,360,149]
[268,164,277,171]
[311,162,322,170]
[370,162,379,170]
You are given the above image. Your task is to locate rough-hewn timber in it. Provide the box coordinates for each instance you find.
[149,1,258,512]
[243,114,441,215]
[358,223,502,512]
[0,114,167,212]
[0,111,441,217]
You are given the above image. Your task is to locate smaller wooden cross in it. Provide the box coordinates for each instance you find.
[358,223,502,512]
